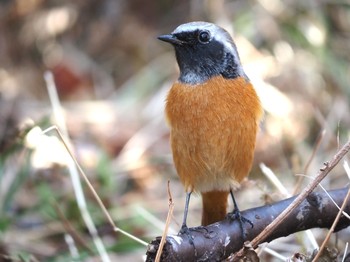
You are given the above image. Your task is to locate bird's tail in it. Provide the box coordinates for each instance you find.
[201,190,229,226]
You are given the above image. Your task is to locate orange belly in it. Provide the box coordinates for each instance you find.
[165,76,263,193]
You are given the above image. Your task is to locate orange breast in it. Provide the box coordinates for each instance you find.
[165,76,263,193]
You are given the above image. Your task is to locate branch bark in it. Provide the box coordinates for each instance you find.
[146,187,350,262]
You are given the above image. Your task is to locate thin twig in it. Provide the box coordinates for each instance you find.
[312,185,350,262]
[344,160,350,180]
[42,126,148,247]
[337,121,340,150]
[295,174,350,219]
[146,187,350,261]
[44,71,111,262]
[341,242,348,262]
[135,206,177,235]
[293,129,326,194]
[64,234,80,260]
[262,247,287,261]
[260,163,318,250]
[53,201,94,254]
[155,181,175,262]
[260,163,290,196]
[312,159,350,261]
[232,140,350,259]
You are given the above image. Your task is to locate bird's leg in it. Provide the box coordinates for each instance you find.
[179,191,191,232]
[226,189,253,240]
[178,192,195,245]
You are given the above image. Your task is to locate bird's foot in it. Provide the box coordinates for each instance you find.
[178,224,194,245]
[226,209,253,240]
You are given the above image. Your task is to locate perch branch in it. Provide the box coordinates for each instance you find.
[234,140,350,259]
[146,140,350,261]
[146,187,350,261]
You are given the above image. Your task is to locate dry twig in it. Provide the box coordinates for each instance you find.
[146,140,350,261]
[232,139,350,260]
[146,187,350,261]
[155,181,175,262]
[42,125,148,247]
[312,186,350,262]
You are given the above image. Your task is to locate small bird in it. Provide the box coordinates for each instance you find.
[158,22,263,237]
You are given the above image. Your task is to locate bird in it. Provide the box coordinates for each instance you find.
[158,21,263,238]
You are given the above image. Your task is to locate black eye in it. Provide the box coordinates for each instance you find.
[198,30,211,44]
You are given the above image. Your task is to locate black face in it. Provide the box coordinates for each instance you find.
[158,25,245,85]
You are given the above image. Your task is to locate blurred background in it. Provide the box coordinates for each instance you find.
[0,0,350,261]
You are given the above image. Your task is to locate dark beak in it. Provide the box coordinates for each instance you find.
[158,34,185,45]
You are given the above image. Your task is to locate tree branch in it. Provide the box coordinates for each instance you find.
[146,187,350,262]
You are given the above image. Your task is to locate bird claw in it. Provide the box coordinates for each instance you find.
[178,224,194,245]
[178,224,198,257]
[226,209,253,240]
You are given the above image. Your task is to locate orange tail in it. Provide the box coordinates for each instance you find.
[201,191,229,226]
